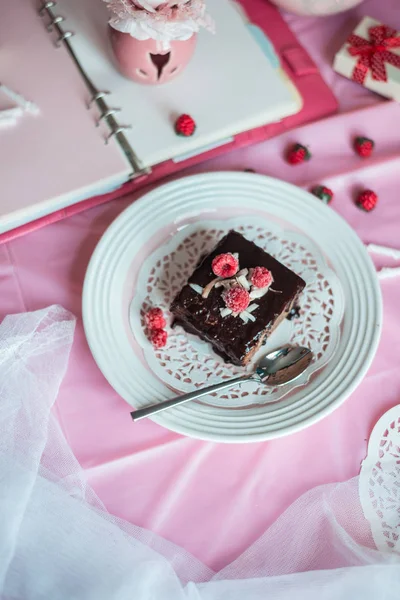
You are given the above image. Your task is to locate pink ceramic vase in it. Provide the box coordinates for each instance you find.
[269,0,364,16]
[109,27,197,85]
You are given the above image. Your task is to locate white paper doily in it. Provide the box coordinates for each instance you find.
[360,406,400,553]
[130,217,344,408]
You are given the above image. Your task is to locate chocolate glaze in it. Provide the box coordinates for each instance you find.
[171,231,306,366]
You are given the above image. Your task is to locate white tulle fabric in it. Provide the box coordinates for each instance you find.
[1,305,399,599]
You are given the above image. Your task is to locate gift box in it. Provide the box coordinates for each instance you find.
[333,16,400,102]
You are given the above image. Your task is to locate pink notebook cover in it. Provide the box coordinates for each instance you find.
[0,0,337,244]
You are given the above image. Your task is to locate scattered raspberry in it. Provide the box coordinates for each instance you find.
[354,136,374,158]
[251,266,273,289]
[356,189,378,212]
[175,114,196,137]
[223,286,250,313]
[212,253,239,278]
[150,329,168,349]
[286,143,311,165]
[145,307,166,330]
[311,185,334,204]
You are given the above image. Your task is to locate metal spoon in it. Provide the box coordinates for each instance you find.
[131,345,313,422]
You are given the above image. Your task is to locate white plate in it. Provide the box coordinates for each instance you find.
[83,172,382,442]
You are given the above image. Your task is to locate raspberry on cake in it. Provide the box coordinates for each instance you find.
[170,230,305,367]
[212,253,239,278]
[223,286,250,313]
[251,266,273,289]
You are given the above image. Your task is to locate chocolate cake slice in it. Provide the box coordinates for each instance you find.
[171,230,305,366]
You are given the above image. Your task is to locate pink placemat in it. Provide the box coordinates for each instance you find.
[0,0,400,573]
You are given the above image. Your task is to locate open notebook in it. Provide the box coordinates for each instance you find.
[0,0,301,235]
[56,0,301,170]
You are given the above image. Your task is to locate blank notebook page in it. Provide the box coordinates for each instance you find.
[0,0,130,234]
[57,0,301,169]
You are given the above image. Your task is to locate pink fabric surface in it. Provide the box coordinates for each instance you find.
[1,0,400,573]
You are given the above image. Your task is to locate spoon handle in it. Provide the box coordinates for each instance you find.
[131,374,253,422]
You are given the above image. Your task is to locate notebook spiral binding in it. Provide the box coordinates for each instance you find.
[38,1,150,178]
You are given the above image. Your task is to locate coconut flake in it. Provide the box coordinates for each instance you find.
[240,310,256,322]
[220,307,233,318]
[236,268,248,278]
[246,303,258,313]
[237,275,250,290]
[189,283,204,294]
[249,287,269,300]
[232,253,239,260]
[202,277,222,298]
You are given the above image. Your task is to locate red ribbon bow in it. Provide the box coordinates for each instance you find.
[347,24,400,84]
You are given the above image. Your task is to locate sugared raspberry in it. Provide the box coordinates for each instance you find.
[223,286,250,313]
[251,266,273,289]
[311,185,334,204]
[145,308,166,330]
[354,136,374,158]
[212,253,239,278]
[286,143,311,165]
[150,329,168,349]
[356,189,378,212]
[175,114,196,137]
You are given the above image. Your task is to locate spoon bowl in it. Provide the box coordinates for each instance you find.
[256,345,313,386]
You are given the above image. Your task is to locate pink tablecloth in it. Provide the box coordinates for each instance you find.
[1,0,400,573]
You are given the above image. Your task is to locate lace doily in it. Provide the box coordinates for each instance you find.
[130,217,344,408]
[360,406,400,553]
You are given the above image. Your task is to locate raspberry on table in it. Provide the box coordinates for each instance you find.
[356,189,378,212]
[223,286,250,313]
[251,266,273,289]
[354,136,374,158]
[175,114,196,137]
[211,253,239,278]
[286,143,311,165]
[311,185,334,204]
